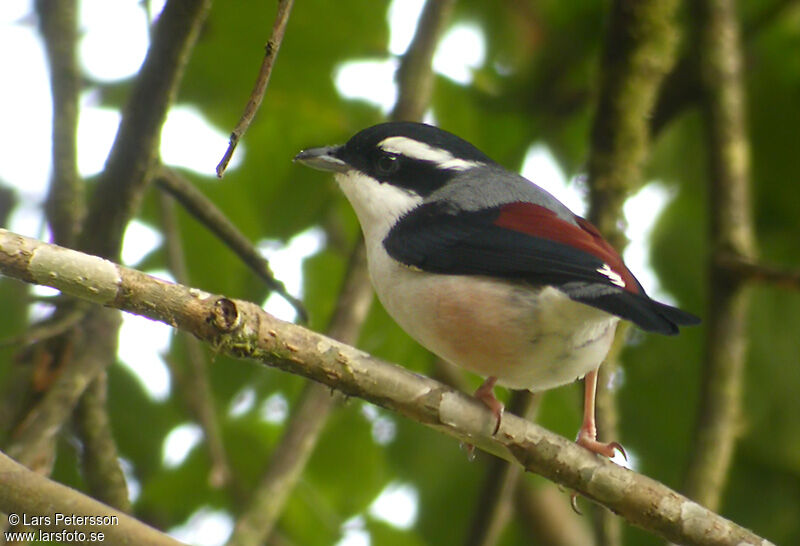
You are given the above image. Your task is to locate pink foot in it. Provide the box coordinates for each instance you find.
[576,428,627,460]
[570,368,627,513]
[474,376,504,435]
[576,369,627,460]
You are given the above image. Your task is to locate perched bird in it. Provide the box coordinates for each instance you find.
[295,122,699,458]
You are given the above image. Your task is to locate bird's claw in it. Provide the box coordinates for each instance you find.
[576,433,627,461]
[570,492,582,515]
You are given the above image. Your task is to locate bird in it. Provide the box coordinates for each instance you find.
[294,121,699,459]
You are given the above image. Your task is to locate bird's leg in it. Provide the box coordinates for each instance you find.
[575,368,626,459]
[474,376,504,435]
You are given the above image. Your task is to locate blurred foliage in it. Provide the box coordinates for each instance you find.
[1,0,799,544]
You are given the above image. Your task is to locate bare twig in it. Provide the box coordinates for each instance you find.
[515,482,596,546]
[683,0,756,511]
[0,305,85,348]
[158,191,235,489]
[216,0,295,177]
[35,0,83,247]
[465,392,537,546]
[5,308,120,473]
[0,449,185,545]
[227,242,373,546]
[0,229,774,546]
[433,362,596,546]
[390,0,456,121]
[652,0,798,135]
[227,1,457,540]
[80,0,212,260]
[74,373,132,512]
[586,2,681,543]
[718,254,800,290]
[588,0,680,239]
[226,383,341,546]
[155,166,307,322]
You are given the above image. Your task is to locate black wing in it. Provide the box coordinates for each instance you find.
[383,202,700,335]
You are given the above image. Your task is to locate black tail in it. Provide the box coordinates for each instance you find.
[567,287,701,335]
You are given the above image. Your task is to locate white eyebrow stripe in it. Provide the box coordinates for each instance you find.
[437,158,483,171]
[378,136,482,171]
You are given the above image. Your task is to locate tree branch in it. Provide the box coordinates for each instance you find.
[718,254,800,290]
[0,449,185,545]
[3,0,212,484]
[0,230,773,546]
[73,373,132,512]
[35,0,83,247]
[515,482,596,546]
[228,2,454,541]
[390,0,456,122]
[226,243,372,546]
[80,0,211,260]
[216,0,295,177]
[5,308,120,473]
[586,2,680,543]
[158,191,235,490]
[652,0,800,135]
[465,392,537,546]
[683,0,757,511]
[588,0,680,240]
[155,166,307,322]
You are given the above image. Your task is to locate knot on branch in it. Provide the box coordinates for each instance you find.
[211,297,240,332]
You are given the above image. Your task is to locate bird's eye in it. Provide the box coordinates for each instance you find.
[375,153,400,175]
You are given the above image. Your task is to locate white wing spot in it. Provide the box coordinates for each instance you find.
[597,263,626,288]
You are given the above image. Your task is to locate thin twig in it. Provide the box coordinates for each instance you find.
[718,253,800,290]
[74,373,132,512]
[158,191,235,490]
[465,392,537,546]
[216,0,295,177]
[226,242,372,546]
[224,1,453,541]
[682,0,756,512]
[390,0,456,121]
[155,166,307,322]
[652,0,797,135]
[79,0,212,260]
[36,0,83,247]
[6,308,120,472]
[0,229,774,546]
[586,2,681,543]
[0,305,85,348]
[515,482,596,546]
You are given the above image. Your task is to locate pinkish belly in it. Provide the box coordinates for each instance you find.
[377,271,619,391]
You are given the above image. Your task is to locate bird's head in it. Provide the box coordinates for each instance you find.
[294,122,499,237]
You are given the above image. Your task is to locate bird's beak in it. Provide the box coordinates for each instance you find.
[294,146,349,173]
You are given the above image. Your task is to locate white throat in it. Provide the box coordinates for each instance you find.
[334,171,422,244]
